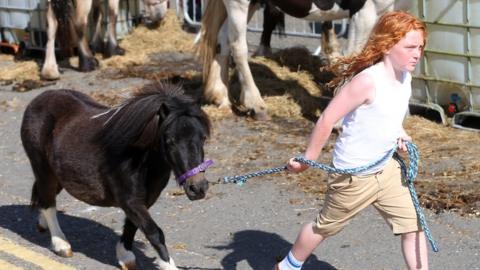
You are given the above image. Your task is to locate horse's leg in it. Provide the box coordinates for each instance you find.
[122,203,177,270]
[320,21,341,61]
[90,0,104,54]
[75,0,99,71]
[254,2,283,57]
[205,21,232,110]
[104,0,125,57]
[116,218,137,270]
[40,1,60,80]
[345,0,376,55]
[224,0,268,120]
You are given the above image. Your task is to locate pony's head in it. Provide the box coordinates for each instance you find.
[96,83,211,200]
[158,93,212,200]
[141,0,168,27]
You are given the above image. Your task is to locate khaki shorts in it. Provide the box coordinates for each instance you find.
[313,158,421,237]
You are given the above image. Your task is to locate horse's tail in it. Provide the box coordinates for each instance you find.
[197,0,227,83]
[50,0,77,56]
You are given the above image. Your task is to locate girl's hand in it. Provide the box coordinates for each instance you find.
[397,135,412,152]
[286,158,309,173]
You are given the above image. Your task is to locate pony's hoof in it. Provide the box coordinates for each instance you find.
[54,248,73,258]
[119,260,136,270]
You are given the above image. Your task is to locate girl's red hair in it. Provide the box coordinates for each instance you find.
[328,11,428,88]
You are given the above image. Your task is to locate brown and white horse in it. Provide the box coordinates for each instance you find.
[198,0,412,119]
[41,0,168,80]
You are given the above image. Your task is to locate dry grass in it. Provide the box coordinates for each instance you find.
[102,10,196,70]
[0,55,40,81]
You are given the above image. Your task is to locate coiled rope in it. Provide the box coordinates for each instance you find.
[222,141,439,252]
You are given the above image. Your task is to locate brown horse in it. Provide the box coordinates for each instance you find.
[21,83,212,270]
[41,0,168,80]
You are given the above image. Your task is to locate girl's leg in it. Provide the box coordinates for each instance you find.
[277,222,326,270]
[291,222,326,261]
[401,231,429,270]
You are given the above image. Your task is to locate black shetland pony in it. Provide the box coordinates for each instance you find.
[21,83,211,270]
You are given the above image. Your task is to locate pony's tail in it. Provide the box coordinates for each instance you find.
[197,0,227,83]
[51,0,77,57]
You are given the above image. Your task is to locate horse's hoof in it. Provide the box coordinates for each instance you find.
[40,69,60,81]
[90,42,104,55]
[104,42,125,58]
[252,110,270,121]
[54,248,73,258]
[114,46,126,56]
[79,57,99,72]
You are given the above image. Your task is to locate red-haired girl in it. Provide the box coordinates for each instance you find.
[278,11,429,270]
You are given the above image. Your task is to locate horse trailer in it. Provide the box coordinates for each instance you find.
[0,0,142,54]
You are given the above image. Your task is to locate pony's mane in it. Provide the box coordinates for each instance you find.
[95,82,211,157]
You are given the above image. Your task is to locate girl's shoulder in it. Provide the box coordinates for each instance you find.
[350,69,376,90]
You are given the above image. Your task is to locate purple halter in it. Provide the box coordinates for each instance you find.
[177,159,214,186]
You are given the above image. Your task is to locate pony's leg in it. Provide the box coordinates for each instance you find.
[40,1,60,80]
[40,207,72,257]
[37,210,48,232]
[90,0,104,54]
[205,21,232,110]
[122,204,178,270]
[224,0,268,120]
[116,219,137,270]
[75,0,99,71]
[104,0,125,57]
[320,21,341,61]
[344,0,376,55]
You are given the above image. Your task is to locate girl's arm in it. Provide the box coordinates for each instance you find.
[287,72,376,173]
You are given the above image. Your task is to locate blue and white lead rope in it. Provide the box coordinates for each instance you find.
[222,141,439,252]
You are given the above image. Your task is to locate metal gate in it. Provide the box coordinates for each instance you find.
[0,0,141,53]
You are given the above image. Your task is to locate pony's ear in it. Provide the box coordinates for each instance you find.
[158,103,169,120]
[133,114,160,148]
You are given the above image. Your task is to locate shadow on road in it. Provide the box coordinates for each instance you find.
[0,204,157,269]
[210,230,337,270]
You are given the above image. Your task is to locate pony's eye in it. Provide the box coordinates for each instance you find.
[166,137,176,145]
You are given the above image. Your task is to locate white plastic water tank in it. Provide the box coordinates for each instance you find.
[412,0,480,113]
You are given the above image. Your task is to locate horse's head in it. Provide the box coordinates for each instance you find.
[141,0,168,27]
[160,105,212,200]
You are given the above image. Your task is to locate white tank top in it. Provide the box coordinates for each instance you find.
[332,63,412,175]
